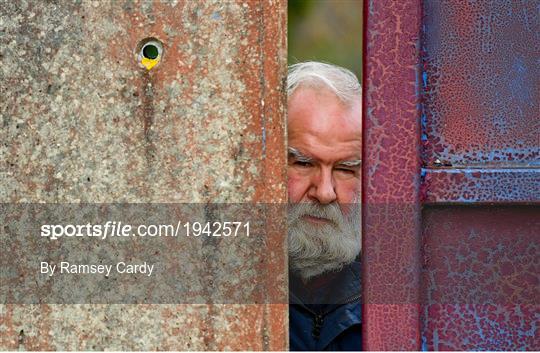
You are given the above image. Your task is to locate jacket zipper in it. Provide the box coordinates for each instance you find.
[301,294,361,341]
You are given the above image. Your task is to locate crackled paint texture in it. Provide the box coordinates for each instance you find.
[419,0,540,351]
[1,0,287,350]
[363,0,422,350]
[422,168,540,204]
[365,0,539,350]
[422,207,539,350]
[421,0,539,167]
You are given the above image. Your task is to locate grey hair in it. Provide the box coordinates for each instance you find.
[287,61,361,105]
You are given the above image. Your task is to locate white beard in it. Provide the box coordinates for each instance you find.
[288,200,361,281]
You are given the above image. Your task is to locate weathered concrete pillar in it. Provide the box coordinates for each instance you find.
[1,0,287,350]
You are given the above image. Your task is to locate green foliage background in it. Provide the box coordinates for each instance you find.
[288,0,363,79]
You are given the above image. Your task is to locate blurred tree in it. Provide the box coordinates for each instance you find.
[288,0,363,79]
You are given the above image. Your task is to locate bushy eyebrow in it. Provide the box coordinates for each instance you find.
[337,159,362,168]
[288,147,361,167]
[288,147,315,163]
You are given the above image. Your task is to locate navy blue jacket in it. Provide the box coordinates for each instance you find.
[289,260,362,351]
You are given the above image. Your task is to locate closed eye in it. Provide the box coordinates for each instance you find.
[294,161,312,167]
[335,168,356,174]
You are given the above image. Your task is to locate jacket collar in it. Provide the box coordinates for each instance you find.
[289,258,361,313]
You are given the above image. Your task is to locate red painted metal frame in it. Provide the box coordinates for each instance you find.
[364,0,539,350]
[362,0,422,350]
[419,1,539,350]
[422,168,540,204]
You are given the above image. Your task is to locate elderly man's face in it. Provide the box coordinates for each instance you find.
[287,86,362,280]
[288,87,362,208]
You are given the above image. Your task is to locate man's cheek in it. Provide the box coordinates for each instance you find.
[287,174,309,202]
[340,181,362,204]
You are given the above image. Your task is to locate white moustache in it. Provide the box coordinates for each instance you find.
[289,202,344,227]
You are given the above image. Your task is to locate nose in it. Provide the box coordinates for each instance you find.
[308,167,337,204]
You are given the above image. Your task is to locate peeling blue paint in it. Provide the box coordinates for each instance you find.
[510,57,533,104]
[421,335,428,351]
[420,112,428,138]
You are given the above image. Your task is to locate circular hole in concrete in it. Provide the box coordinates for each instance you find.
[143,44,159,59]
[136,37,163,70]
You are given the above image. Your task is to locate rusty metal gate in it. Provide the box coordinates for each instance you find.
[364,0,539,350]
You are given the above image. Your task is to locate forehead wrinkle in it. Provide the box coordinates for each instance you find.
[288,120,362,153]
